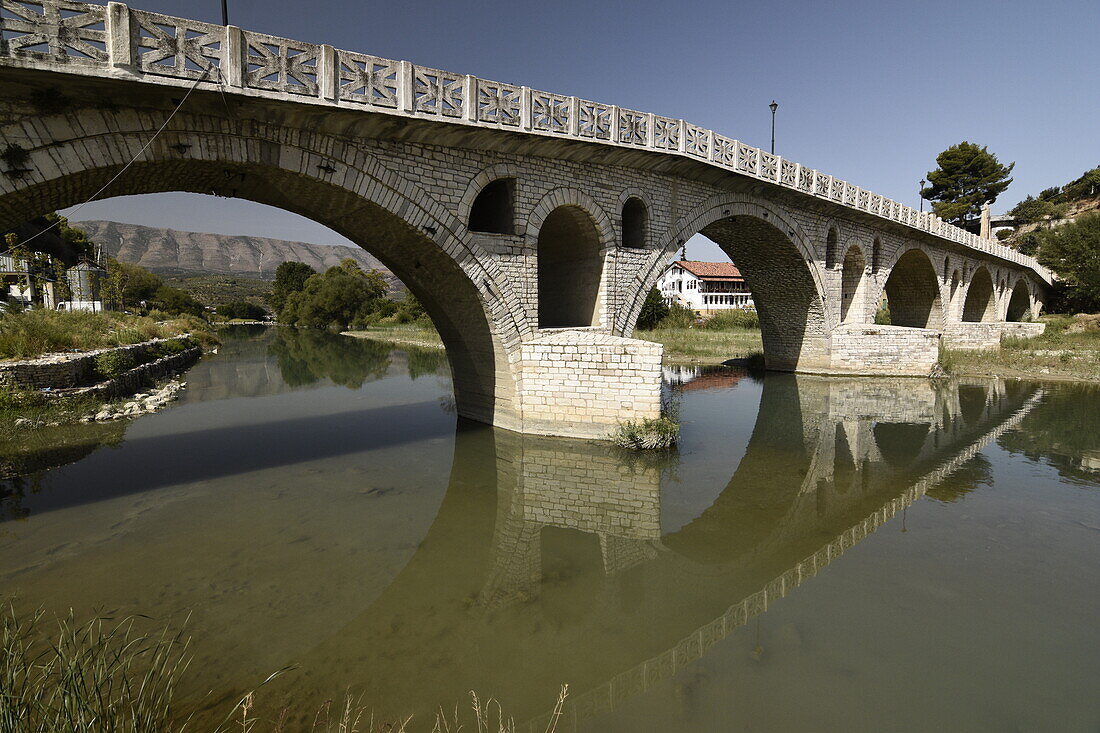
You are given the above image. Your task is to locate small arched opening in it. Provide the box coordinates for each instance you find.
[468,179,515,234]
[1006,280,1032,321]
[825,227,839,269]
[840,244,867,323]
[881,249,944,329]
[537,205,604,328]
[962,267,996,322]
[621,197,647,248]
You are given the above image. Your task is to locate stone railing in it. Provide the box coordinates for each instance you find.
[0,0,1052,283]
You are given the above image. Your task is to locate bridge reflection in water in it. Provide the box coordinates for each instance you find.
[249,371,1041,729]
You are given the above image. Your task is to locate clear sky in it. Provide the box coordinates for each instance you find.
[64,0,1099,262]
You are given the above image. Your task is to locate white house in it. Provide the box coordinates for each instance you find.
[657,260,754,314]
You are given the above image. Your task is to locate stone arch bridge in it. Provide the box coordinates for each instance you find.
[0,0,1051,437]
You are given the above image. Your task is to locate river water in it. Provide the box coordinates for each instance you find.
[2,327,1098,731]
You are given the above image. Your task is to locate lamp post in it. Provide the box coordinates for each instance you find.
[769,101,778,155]
[221,0,228,25]
[919,178,926,212]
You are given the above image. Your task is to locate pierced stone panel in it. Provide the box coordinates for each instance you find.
[844,183,858,206]
[780,159,798,187]
[412,66,463,116]
[0,0,106,64]
[133,9,222,79]
[477,79,521,126]
[684,123,708,158]
[531,91,570,133]
[759,152,778,181]
[815,172,832,197]
[337,50,399,108]
[244,31,318,95]
[577,100,611,140]
[712,135,736,167]
[618,109,648,146]
[798,167,815,192]
[736,143,758,174]
[652,116,679,150]
[830,178,846,202]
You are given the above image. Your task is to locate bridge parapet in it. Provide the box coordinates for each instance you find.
[0,0,1051,282]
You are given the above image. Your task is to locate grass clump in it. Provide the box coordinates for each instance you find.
[0,600,191,732]
[0,310,215,360]
[93,349,137,379]
[611,416,679,450]
[700,309,759,330]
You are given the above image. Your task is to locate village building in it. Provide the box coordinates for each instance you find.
[657,260,755,314]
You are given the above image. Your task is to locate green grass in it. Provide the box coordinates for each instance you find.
[0,600,567,733]
[942,314,1100,381]
[637,327,763,364]
[343,323,444,350]
[0,310,214,361]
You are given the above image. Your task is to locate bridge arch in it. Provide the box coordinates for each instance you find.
[962,267,996,322]
[1006,278,1033,321]
[627,195,828,370]
[527,188,613,329]
[879,248,945,329]
[840,243,868,323]
[458,163,523,235]
[0,109,529,428]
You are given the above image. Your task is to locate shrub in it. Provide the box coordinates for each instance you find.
[702,309,759,330]
[612,416,679,450]
[94,349,136,378]
[216,301,267,320]
[636,287,670,330]
[655,303,696,329]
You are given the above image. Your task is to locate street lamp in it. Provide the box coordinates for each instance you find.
[221,0,228,25]
[769,101,778,155]
[919,178,926,212]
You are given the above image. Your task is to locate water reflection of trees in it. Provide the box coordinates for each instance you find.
[405,347,448,381]
[998,383,1100,484]
[268,329,392,388]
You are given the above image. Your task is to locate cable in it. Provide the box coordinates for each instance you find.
[3,64,214,252]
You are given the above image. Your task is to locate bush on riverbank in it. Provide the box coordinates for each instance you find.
[612,416,679,450]
[0,310,215,360]
[940,313,1100,381]
[701,308,759,330]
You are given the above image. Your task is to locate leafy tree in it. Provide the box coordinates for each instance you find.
[1034,213,1100,312]
[1062,166,1100,201]
[216,301,267,319]
[150,285,204,316]
[636,287,670,330]
[279,261,388,330]
[920,142,1014,224]
[1009,195,1068,224]
[268,261,316,314]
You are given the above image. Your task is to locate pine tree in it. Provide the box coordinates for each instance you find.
[920,142,1014,225]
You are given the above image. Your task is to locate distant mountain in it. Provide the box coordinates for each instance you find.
[74,220,395,282]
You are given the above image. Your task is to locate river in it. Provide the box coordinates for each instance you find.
[2,326,1098,731]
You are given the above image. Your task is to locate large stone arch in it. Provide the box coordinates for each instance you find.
[962,267,996,322]
[0,109,529,430]
[626,195,829,371]
[526,188,615,329]
[840,243,869,323]
[1006,278,1033,321]
[879,248,945,329]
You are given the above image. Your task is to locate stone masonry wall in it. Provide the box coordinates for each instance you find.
[943,321,1046,350]
[828,324,940,376]
[519,330,663,439]
[0,336,196,390]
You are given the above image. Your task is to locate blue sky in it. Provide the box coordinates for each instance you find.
[65,0,1099,262]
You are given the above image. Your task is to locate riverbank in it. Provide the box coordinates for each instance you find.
[941,315,1100,382]
[343,325,443,350]
[0,309,214,360]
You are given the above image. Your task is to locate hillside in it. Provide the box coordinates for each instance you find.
[74,220,396,284]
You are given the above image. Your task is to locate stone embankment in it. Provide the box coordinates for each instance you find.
[1,335,203,418]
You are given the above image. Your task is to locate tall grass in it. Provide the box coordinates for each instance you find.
[0,310,214,360]
[700,309,759,330]
[0,600,567,733]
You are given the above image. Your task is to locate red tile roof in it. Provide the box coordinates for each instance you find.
[674,260,743,280]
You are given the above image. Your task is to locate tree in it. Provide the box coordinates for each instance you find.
[636,287,670,330]
[216,301,267,319]
[1062,166,1100,201]
[1034,213,1100,312]
[279,261,388,330]
[920,142,1014,225]
[268,261,316,314]
[150,285,204,316]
